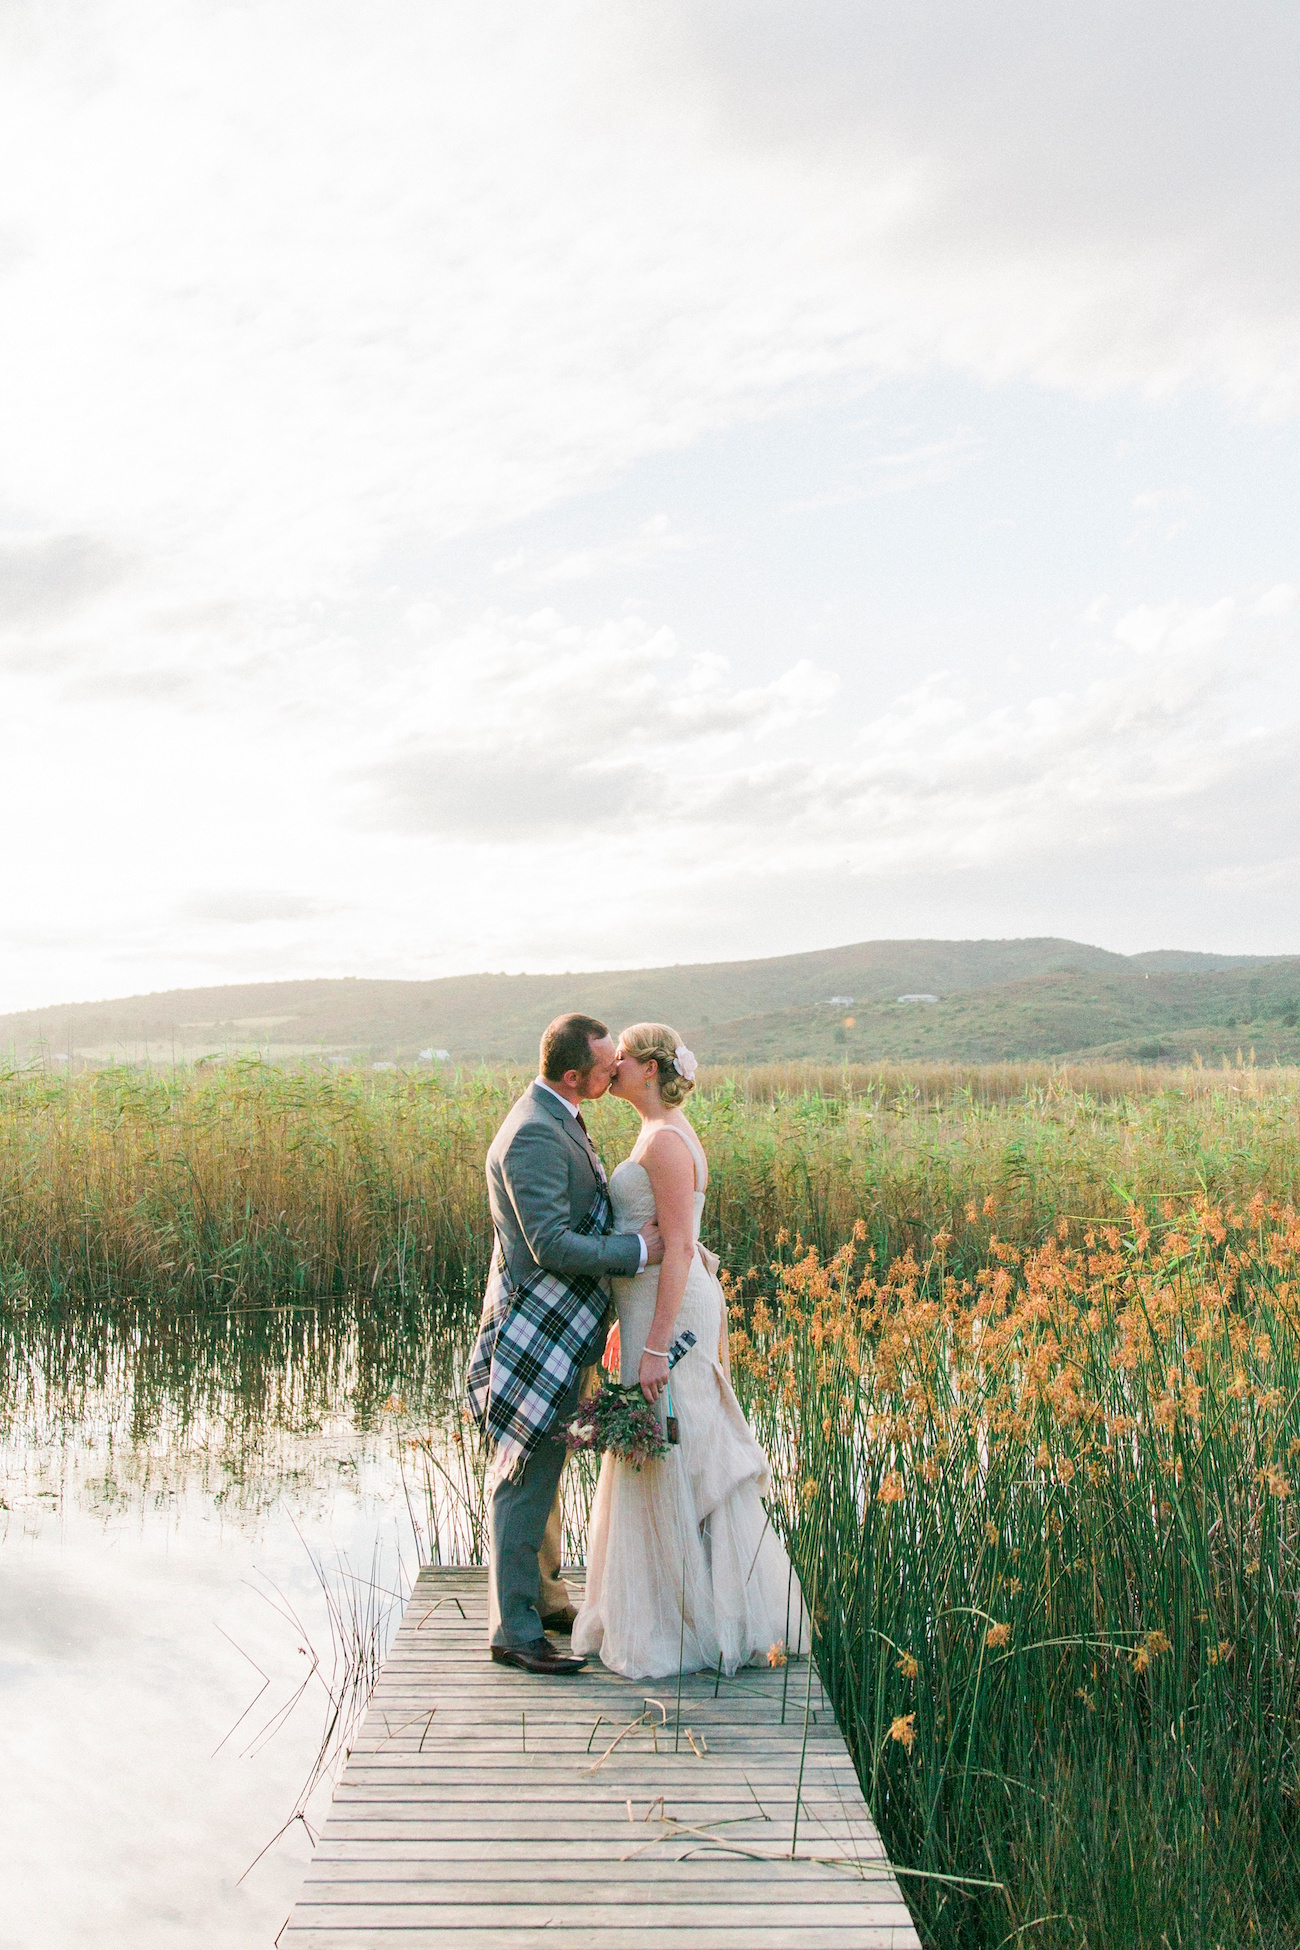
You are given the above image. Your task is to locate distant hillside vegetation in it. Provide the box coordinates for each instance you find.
[3,937,1297,1069]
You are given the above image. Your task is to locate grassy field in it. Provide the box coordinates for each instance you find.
[4,1057,1300,1309]
[4,1058,1300,1947]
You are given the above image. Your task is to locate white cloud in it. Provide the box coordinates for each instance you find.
[0,4,920,603]
[0,531,132,627]
[181,891,334,927]
[0,5,1297,1005]
[353,609,840,839]
[337,592,1293,891]
[1252,583,1299,618]
[657,2,1300,413]
[1,570,1294,1007]
[695,596,1294,879]
[1127,486,1197,546]
[2,1,1296,617]
[500,515,698,587]
[783,431,982,512]
[1110,598,1236,662]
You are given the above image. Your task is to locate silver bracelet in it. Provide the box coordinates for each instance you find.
[643,1345,670,1357]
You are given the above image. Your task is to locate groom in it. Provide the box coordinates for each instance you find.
[466,1012,662,1674]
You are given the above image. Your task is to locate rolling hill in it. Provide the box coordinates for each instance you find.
[3,937,1299,1069]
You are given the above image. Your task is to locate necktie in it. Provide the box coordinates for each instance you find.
[575,1111,589,1138]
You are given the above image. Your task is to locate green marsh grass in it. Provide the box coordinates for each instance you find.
[6,1057,1300,1943]
[3,1058,1300,1306]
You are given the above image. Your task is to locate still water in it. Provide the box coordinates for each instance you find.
[0,1296,472,1949]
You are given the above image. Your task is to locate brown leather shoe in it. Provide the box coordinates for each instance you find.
[491,1637,587,1675]
[540,1604,579,1633]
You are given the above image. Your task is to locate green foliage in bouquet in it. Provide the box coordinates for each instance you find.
[562,1380,668,1468]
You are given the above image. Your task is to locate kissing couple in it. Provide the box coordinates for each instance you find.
[467,1012,807,1679]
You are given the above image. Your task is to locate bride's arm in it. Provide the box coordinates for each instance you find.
[636,1131,696,1405]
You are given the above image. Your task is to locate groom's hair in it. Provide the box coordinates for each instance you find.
[540,1012,609,1081]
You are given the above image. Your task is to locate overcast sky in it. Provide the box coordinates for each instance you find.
[2,2,1297,1010]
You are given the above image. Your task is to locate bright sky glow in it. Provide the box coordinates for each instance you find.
[2,2,1297,1009]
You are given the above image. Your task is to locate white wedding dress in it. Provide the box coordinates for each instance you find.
[572,1123,808,1680]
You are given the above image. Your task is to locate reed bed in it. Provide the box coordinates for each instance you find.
[731,1197,1300,1948]
[700,1058,1253,1107]
[2,1060,1300,1307]
[8,1057,1300,1942]
[0,1061,513,1307]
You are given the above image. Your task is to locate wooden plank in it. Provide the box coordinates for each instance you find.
[280,1926,912,1942]
[306,1865,888,1882]
[307,1851,890,1873]
[282,1567,921,1949]
[301,1871,894,1896]
[284,1930,910,1949]
[290,1899,917,1927]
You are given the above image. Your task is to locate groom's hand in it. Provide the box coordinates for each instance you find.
[640,1220,664,1266]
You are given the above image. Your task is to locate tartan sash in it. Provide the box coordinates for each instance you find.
[465,1180,612,1484]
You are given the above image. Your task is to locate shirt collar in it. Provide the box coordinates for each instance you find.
[535,1078,581,1118]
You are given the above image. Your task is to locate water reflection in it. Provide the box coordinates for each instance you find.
[0,1293,474,1950]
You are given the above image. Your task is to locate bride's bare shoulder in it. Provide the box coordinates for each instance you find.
[639,1116,707,1187]
[636,1122,693,1164]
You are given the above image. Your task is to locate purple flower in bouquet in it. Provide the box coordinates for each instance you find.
[563,1380,669,1469]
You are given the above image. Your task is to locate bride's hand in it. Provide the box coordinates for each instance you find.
[603,1321,621,1374]
[638,1349,669,1405]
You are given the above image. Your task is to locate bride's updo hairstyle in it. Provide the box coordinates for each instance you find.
[620,1021,697,1107]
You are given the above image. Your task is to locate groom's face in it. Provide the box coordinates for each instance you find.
[574,1034,619,1101]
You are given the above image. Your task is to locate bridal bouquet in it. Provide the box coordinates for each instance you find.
[562,1381,669,1469]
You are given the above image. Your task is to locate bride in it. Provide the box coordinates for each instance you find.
[572,1022,808,1680]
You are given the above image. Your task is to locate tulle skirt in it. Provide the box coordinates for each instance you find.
[572,1248,809,1681]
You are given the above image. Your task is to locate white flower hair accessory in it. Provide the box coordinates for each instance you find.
[673,1044,698,1081]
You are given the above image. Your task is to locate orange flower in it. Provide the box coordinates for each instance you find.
[888,1712,917,1751]
[1131,1630,1171,1675]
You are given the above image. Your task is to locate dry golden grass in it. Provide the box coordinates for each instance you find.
[2,1059,1300,1308]
[700,1058,1227,1104]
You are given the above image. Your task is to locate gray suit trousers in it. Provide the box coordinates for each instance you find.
[488,1372,583,1648]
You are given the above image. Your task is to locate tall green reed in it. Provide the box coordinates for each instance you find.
[2,1059,1299,1308]
[0,1061,517,1306]
[732,1198,1300,1948]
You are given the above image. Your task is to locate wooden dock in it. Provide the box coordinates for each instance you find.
[282,1566,922,1949]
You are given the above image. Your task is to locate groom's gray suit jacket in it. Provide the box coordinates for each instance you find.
[486,1081,641,1290]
